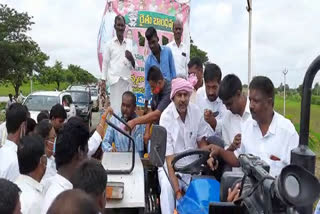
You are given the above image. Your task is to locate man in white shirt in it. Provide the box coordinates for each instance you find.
[208,76,299,177]
[15,135,47,214]
[0,103,28,182]
[159,78,213,214]
[187,57,203,103]
[49,104,67,134]
[41,117,90,213]
[71,159,108,213]
[218,74,251,151]
[0,178,22,214]
[167,19,189,78]
[102,15,135,111]
[196,63,227,137]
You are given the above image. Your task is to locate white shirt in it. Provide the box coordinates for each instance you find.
[238,111,299,177]
[167,41,189,78]
[102,37,134,85]
[0,139,20,181]
[195,86,228,136]
[41,174,73,214]
[160,102,213,167]
[0,122,7,147]
[88,131,102,157]
[222,98,251,149]
[15,175,43,214]
[41,156,57,181]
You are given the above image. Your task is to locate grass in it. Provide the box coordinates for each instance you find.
[0,81,69,96]
[275,95,320,182]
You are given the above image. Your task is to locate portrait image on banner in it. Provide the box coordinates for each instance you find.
[97,0,191,106]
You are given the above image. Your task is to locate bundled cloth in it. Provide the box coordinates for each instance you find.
[170,78,194,100]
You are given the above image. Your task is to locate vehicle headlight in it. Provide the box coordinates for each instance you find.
[82,107,88,113]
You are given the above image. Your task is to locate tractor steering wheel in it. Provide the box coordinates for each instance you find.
[171,149,210,175]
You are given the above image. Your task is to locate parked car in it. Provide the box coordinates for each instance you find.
[66,90,93,127]
[89,87,99,112]
[23,91,76,121]
[67,84,99,112]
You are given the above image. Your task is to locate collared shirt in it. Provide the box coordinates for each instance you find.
[160,102,213,167]
[0,139,20,181]
[102,113,145,157]
[41,173,73,214]
[144,46,176,100]
[0,122,7,147]
[15,174,43,214]
[195,86,228,136]
[150,80,172,114]
[102,37,133,85]
[237,111,299,177]
[222,98,251,149]
[41,156,57,181]
[167,41,189,78]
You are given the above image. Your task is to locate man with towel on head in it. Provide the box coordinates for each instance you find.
[159,78,214,214]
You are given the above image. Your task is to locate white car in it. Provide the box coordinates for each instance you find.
[23,91,76,122]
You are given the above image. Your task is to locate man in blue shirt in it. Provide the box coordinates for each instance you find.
[144,27,176,112]
[102,91,145,157]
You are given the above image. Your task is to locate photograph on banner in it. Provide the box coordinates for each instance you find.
[97,0,190,106]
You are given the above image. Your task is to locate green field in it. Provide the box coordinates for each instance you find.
[274,95,320,181]
[0,81,69,96]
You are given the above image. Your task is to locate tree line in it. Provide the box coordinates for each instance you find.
[0,4,96,96]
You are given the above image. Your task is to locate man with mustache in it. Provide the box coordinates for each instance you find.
[208,76,299,177]
[144,27,176,114]
[159,78,213,214]
[102,91,146,157]
[102,15,135,111]
[167,19,189,78]
[196,63,227,137]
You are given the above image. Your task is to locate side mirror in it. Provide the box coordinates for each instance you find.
[149,125,167,167]
[64,106,70,112]
[89,100,93,105]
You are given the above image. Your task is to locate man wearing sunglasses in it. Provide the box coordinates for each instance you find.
[15,135,47,214]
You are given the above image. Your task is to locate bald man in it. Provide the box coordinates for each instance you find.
[47,189,99,214]
[167,19,189,78]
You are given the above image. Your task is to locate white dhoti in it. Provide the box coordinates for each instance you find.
[158,167,175,214]
[109,78,132,111]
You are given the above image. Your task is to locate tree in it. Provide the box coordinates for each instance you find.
[0,4,48,94]
[190,38,209,64]
[46,61,65,90]
[312,82,320,96]
[67,64,97,84]
[297,84,303,98]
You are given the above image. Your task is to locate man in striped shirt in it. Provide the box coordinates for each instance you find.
[102,91,146,157]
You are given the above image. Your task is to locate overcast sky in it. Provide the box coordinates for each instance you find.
[3,0,320,88]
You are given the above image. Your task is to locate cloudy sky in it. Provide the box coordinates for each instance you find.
[2,0,320,88]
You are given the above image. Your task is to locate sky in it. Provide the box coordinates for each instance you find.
[2,0,320,88]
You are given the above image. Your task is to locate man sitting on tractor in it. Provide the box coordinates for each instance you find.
[159,77,214,214]
[208,76,299,177]
[102,91,146,157]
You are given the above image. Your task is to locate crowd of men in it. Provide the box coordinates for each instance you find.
[0,14,304,214]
